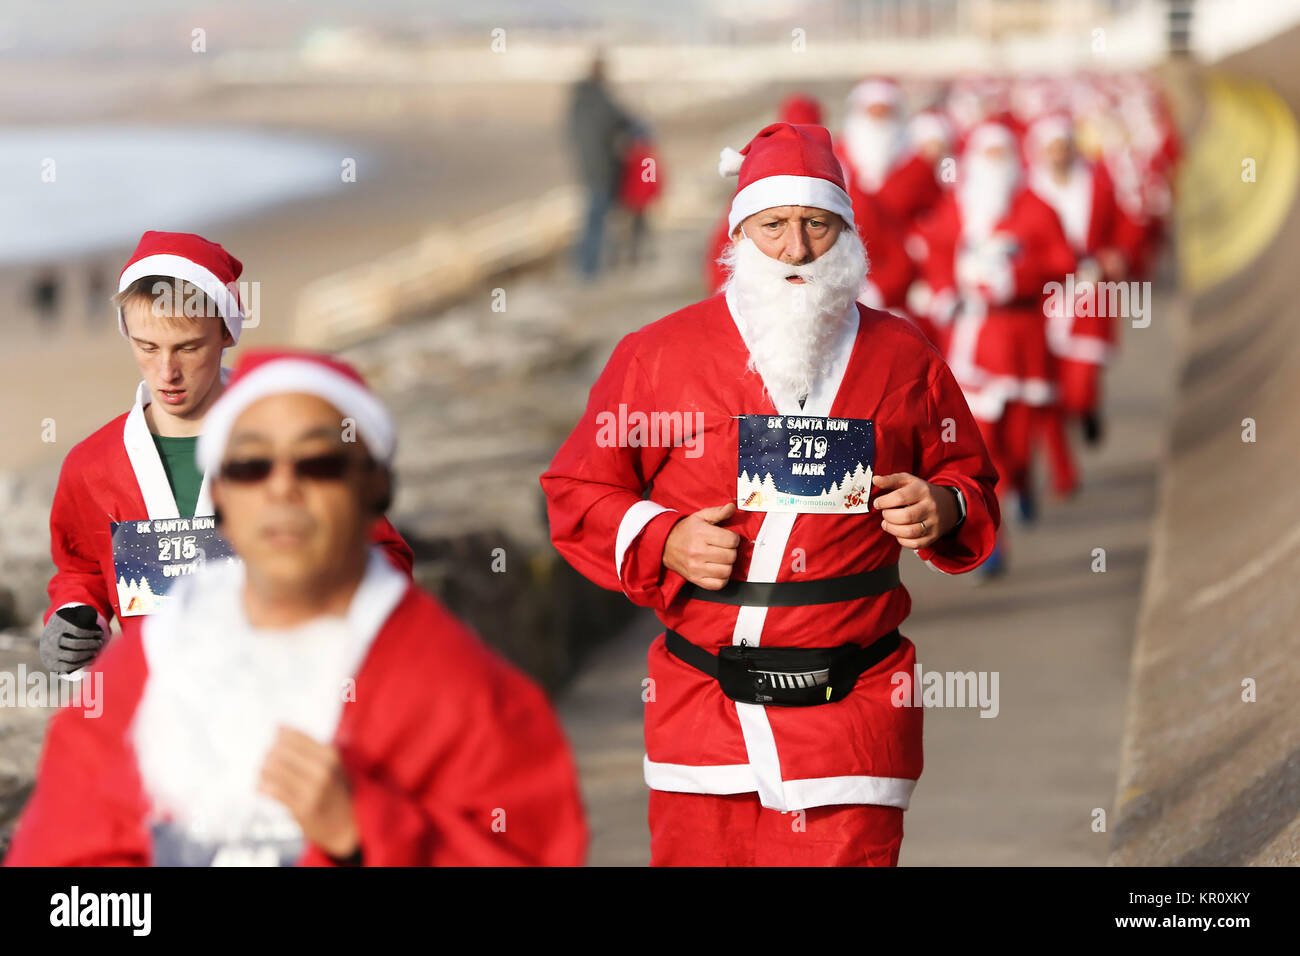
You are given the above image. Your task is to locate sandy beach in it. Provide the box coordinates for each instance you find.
[1,68,578,471]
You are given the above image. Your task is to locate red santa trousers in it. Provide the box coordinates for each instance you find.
[648,790,904,866]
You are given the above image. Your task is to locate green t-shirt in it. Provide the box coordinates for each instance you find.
[150,434,203,518]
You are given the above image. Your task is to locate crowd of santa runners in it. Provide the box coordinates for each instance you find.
[6,68,1180,869]
[705,72,1178,573]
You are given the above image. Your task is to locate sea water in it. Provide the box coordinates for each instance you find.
[0,125,349,264]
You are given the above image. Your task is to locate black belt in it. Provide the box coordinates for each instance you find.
[681,563,900,607]
[665,628,902,707]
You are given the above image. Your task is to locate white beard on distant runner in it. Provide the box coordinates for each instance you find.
[843,112,905,192]
[958,154,1021,241]
[720,226,867,410]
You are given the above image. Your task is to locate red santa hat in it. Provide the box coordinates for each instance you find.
[777,92,823,126]
[962,120,1021,159]
[117,231,245,344]
[196,348,396,473]
[1025,113,1075,160]
[718,122,855,234]
[908,109,954,148]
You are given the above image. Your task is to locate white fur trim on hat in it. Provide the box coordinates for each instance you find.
[727,174,856,233]
[196,358,396,473]
[117,253,244,345]
[849,79,902,111]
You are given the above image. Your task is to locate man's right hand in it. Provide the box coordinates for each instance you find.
[40,604,105,673]
[663,502,741,590]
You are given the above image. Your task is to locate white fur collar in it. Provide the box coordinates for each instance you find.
[1029,160,1094,253]
[131,547,409,845]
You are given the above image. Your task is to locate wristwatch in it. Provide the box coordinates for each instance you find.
[944,486,967,535]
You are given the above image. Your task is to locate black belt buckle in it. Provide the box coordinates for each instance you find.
[716,643,860,707]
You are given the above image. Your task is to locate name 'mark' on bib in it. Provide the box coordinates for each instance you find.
[736,414,875,514]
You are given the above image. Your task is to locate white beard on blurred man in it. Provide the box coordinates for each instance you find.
[720,225,868,410]
[843,111,906,192]
[957,150,1022,242]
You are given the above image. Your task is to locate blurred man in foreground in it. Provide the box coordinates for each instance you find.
[8,349,587,866]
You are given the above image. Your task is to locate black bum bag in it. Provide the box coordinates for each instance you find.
[665,628,902,707]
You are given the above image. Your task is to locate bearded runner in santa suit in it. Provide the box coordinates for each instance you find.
[40,231,413,676]
[1026,114,1132,457]
[8,349,587,866]
[542,122,1000,866]
[910,122,1075,564]
[837,78,942,228]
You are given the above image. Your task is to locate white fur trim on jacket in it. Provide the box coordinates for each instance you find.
[615,500,675,582]
[132,546,409,845]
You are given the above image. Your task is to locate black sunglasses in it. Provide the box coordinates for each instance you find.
[219,451,372,484]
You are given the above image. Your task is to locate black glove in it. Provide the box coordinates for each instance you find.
[40,604,105,673]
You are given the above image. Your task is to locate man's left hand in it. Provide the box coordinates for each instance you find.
[258,726,360,860]
[872,473,959,550]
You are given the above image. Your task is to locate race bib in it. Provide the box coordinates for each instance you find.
[736,414,875,514]
[110,516,238,616]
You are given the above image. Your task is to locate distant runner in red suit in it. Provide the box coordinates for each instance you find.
[39,232,413,676]
[910,122,1075,568]
[1027,115,1130,463]
[8,350,587,867]
[704,93,914,311]
[543,123,1000,865]
[838,78,941,226]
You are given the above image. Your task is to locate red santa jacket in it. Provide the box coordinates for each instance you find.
[6,549,587,867]
[700,195,913,310]
[540,291,1000,812]
[46,380,414,632]
[910,188,1076,420]
[837,145,942,227]
[1028,160,1127,366]
[1029,159,1122,262]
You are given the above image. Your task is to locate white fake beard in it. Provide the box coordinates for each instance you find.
[131,566,364,846]
[958,155,1021,241]
[721,227,866,410]
[843,113,905,191]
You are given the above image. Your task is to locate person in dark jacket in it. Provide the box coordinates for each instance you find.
[568,53,638,280]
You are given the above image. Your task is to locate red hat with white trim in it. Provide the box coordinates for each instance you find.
[717,122,855,234]
[1025,113,1074,160]
[196,348,396,473]
[117,231,245,344]
[847,77,903,112]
